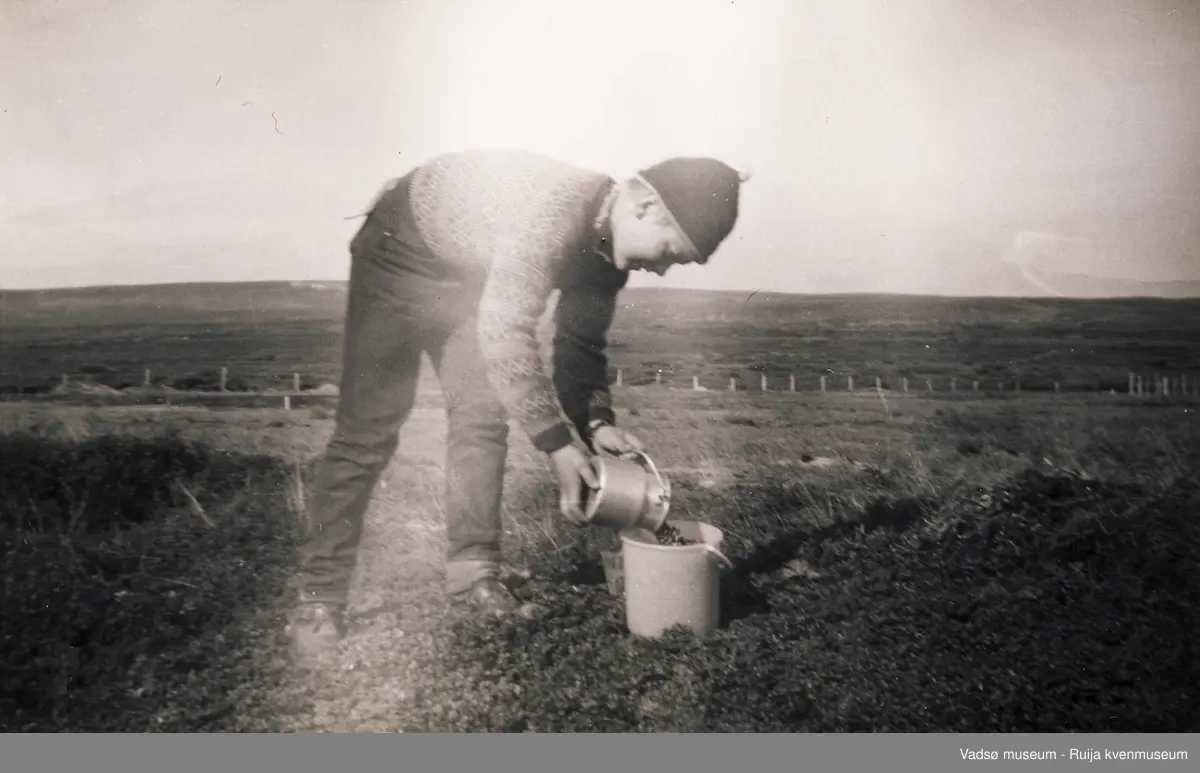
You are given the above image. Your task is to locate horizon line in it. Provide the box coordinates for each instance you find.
[3,278,1198,302]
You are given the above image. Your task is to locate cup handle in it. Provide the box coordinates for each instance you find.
[630,451,669,497]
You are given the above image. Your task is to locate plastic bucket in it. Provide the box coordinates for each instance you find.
[618,519,734,639]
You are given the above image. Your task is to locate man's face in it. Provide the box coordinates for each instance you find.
[612,200,698,275]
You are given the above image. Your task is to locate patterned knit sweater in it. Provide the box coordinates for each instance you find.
[374,148,629,454]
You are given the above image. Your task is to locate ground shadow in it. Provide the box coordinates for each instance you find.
[563,559,608,587]
[716,496,935,627]
[718,569,772,626]
[734,496,933,577]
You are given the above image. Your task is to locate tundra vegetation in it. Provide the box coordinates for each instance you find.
[0,285,1196,732]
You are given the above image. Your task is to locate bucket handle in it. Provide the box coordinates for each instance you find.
[703,544,734,572]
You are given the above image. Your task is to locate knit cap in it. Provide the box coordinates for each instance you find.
[635,157,750,263]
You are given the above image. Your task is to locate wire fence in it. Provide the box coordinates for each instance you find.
[610,368,1199,399]
[17,364,1200,412]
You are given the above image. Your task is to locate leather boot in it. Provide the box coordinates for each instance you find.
[453,577,540,621]
[286,602,347,666]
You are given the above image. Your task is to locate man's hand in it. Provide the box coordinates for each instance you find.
[549,444,600,525]
[591,425,644,458]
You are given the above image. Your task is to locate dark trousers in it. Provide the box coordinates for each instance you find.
[294,216,509,606]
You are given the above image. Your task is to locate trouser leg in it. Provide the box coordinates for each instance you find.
[294,253,426,607]
[428,317,512,595]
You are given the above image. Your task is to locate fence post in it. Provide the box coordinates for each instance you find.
[144,368,151,387]
[729,377,736,392]
[848,375,854,392]
[1163,376,1170,398]
[761,373,768,392]
[820,375,827,394]
[926,378,933,392]
[973,380,979,392]
[219,366,228,392]
[902,377,908,393]
[655,371,661,385]
[1128,372,1135,396]
[875,376,882,391]
[789,374,796,392]
[293,372,300,392]
[284,395,291,411]
[693,376,701,391]
[616,369,623,387]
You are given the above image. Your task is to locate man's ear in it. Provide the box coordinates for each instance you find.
[633,194,659,220]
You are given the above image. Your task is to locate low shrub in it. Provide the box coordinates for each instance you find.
[0,432,301,732]
[395,469,1200,732]
[0,431,213,534]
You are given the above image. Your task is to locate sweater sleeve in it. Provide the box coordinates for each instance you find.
[475,239,578,454]
[552,264,627,440]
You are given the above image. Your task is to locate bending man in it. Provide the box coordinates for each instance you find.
[288,148,749,664]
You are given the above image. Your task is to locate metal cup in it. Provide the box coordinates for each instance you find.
[581,450,671,533]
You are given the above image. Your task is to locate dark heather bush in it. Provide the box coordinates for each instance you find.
[0,433,300,732]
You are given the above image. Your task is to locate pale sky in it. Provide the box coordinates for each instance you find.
[2,0,1198,294]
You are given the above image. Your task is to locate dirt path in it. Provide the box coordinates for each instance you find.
[260,452,459,733]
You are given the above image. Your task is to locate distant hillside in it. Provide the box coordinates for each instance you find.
[2,276,1198,331]
[1,281,350,329]
[4,279,1198,396]
[1035,273,1200,299]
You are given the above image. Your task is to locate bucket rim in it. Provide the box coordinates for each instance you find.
[618,519,724,551]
